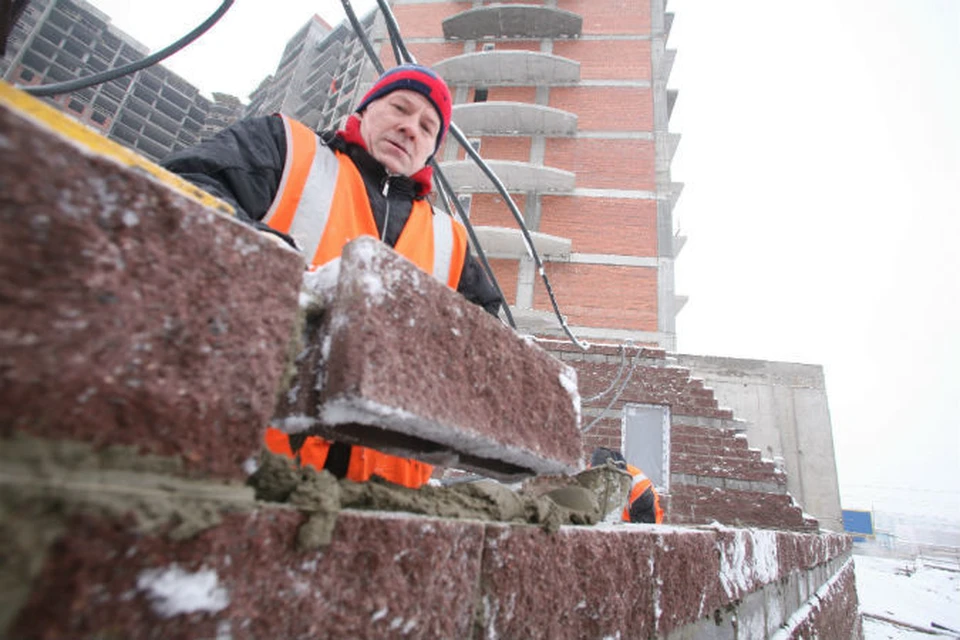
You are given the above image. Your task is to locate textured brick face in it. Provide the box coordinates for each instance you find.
[10,510,487,640]
[540,195,658,255]
[545,138,656,190]
[277,238,583,479]
[533,263,658,330]
[0,101,303,480]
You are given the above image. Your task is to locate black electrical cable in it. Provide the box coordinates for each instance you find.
[21,0,234,97]
[341,0,516,328]
[373,0,588,350]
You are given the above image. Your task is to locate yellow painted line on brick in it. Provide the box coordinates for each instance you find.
[0,80,234,216]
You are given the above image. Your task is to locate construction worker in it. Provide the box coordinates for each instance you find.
[162,64,503,489]
[590,447,664,524]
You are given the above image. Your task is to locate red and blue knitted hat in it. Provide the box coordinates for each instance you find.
[354,64,452,155]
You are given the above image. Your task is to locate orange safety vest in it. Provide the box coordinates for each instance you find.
[262,115,468,489]
[623,463,664,524]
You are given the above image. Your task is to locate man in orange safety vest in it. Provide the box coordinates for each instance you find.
[163,64,503,489]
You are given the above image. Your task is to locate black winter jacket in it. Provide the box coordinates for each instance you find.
[161,115,503,316]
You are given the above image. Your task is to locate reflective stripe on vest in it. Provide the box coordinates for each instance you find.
[263,115,467,288]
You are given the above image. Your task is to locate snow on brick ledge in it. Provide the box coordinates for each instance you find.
[0,95,304,480]
[273,237,583,480]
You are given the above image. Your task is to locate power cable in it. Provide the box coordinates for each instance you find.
[582,345,645,433]
[582,342,629,403]
[20,0,234,97]
[369,0,588,350]
[340,0,516,328]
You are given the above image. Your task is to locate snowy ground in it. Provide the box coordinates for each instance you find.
[854,553,960,639]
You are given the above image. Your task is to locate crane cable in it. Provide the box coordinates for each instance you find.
[19,0,234,97]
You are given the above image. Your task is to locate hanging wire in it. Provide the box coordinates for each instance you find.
[581,342,629,403]
[339,0,516,329]
[368,0,589,350]
[20,0,234,97]
[582,345,645,434]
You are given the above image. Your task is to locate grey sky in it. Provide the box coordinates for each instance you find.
[87,0,960,520]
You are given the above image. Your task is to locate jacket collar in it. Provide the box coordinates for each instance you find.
[335,114,434,197]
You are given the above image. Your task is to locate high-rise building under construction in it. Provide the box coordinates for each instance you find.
[387,1,683,349]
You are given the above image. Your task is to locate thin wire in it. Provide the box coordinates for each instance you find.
[582,343,628,403]
[372,0,588,350]
[21,0,234,97]
[342,0,516,328]
[582,346,644,434]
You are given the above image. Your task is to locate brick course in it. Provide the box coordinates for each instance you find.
[540,195,658,255]
[545,137,656,190]
[549,86,653,130]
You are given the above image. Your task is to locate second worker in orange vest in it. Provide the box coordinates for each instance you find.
[590,447,664,524]
[163,64,504,489]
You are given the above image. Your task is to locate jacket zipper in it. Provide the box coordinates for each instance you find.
[381,177,391,242]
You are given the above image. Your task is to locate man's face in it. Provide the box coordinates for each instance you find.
[357,89,441,177]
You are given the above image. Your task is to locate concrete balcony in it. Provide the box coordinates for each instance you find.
[434,51,580,86]
[443,5,582,40]
[452,102,577,137]
[439,160,575,194]
[471,226,571,261]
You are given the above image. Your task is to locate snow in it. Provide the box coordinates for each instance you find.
[136,564,229,618]
[854,553,960,639]
[558,364,582,428]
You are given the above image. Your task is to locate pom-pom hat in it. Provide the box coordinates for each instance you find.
[354,64,452,156]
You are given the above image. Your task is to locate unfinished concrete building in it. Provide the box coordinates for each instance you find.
[0,0,236,160]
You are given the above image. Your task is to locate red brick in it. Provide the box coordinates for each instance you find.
[540,196,658,255]
[532,263,658,330]
[549,86,653,131]
[553,39,652,80]
[393,2,465,38]
[559,0,652,35]
[544,138,655,189]
[469,192,527,229]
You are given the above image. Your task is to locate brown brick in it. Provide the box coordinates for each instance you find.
[276,238,583,479]
[0,96,303,481]
[10,509,486,640]
[478,524,656,639]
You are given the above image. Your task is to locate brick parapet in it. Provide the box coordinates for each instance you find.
[3,458,856,639]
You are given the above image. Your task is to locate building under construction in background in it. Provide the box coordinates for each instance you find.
[0,0,245,160]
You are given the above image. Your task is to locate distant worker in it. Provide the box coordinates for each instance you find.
[591,447,664,524]
[162,64,503,489]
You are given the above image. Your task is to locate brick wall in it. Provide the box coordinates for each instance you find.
[543,340,819,532]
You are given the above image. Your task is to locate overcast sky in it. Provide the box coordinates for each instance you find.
[86,0,960,521]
